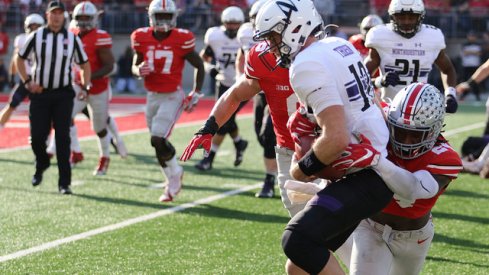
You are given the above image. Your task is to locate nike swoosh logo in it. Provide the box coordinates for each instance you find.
[417,237,430,244]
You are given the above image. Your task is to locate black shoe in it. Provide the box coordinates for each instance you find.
[195,157,212,171]
[255,180,275,198]
[234,140,248,167]
[31,164,50,187]
[59,186,73,195]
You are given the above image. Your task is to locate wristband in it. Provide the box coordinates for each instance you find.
[467,77,479,90]
[197,116,219,135]
[298,149,326,176]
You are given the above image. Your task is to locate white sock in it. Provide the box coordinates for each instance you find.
[166,155,181,174]
[233,136,241,143]
[210,143,219,153]
[97,133,110,157]
[70,125,81,152]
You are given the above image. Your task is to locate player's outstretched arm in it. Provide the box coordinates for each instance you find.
[183,51,205,112]
[435,49,458,113]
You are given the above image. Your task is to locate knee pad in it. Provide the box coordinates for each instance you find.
[461,136,487,158]
[150,136,175,161]
[282,229,331,274]
[262,117,276,158]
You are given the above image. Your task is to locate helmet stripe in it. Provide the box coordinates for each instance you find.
[403,83,424,124]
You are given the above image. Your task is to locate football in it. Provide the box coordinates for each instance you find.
[295,135,345,180]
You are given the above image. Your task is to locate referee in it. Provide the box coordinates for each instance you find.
[15,1,91,194]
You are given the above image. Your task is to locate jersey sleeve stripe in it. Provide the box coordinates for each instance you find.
[184,38,196,45]
[426,164,463,170]
[181,43,195,49]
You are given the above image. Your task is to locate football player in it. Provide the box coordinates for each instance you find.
[236,0,277,198]
[131,0,205,202]
[332,83,462,274]
[349,14,383,59]
[252,1,442,274]
[194,6,249,171]
[0,14,44,129]
[364,0,458,113]
[60,1,119,175]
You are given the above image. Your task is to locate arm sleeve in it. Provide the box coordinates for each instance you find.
[373,157,439,200]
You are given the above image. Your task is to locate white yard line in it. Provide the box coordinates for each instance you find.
[0,120,483,263]
[0,183,262,263]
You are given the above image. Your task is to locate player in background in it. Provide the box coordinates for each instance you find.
[332,83,462,274]
[194,6,248,171]
[364,0,458,114]
[0,14,44,130]
[349,14,383,60]
[236,0,277,198]
[131,0,204,202]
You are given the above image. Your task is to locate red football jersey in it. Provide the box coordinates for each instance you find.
[349,34,368,58]
[72,28,112,94]
[245,42,298,150]
[382,138,463,219]
[131,27,195,93]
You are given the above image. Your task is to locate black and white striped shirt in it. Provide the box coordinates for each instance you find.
[18,26,88,90]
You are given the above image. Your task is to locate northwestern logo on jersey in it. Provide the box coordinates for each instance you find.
[392,48,425,56]
[334,45,354,57]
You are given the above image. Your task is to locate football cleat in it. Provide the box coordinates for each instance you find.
[93,157,110,176]
[255,181,275,198]
[70,151,84,166]
[159,166,183,202]
[195,156,213,171]
[234,139,248,166]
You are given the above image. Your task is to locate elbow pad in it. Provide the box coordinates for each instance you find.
[374,157,439,201]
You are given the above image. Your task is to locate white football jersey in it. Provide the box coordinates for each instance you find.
[290,36,389,157]
[237,22,255,53]
[365,24,446,101]
[204,26,241,87]
[14,33,34,75]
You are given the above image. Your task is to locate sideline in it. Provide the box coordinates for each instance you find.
[0,121,484,263]
[0,183,262,263]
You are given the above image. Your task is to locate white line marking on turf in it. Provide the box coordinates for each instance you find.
[443,122,485,137]
[0,183,261,263]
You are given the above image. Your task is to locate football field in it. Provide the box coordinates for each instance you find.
[1,102,489,274]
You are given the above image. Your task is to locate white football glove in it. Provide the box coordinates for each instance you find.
[184,90,203,113]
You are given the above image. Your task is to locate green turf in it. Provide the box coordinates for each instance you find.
[1,103,488,274]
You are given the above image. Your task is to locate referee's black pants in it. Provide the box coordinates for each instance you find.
[29,87,75,188]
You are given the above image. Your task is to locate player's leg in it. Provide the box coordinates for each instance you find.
[282,169,393,274]
[1,83,30,128]
[147,91,185,202]
[107,116,128,158]
[349,219,393,275]
[88,90,111,175]
[256,113,277,198]
[275,146,304,217]
[389,219,434,275]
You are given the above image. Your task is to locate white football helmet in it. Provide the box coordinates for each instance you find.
[388,0,425,38]
[387,83,445,159]
[249,0,268,22]
[360,14,383,36]
[73,1,99,30]
[24,14,44,34]
[148,0,178,32]
[253,0,323,68]
[221,6,245,24]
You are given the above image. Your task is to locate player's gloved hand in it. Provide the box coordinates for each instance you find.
[183,90,203,113]
[331,133,380,171]
[138,62,152,77]
[375,71,400,87]
[287,106,318,144]
[180,116,219,161]
[444,87,458,113]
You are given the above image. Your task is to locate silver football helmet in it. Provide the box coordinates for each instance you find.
[388,83,445,159]
[388,0,425,38]
[148,0,178,32]
[73,1,99,30]
[253,0,323,69]
[24,14,44,34]
[360,14,383,36]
